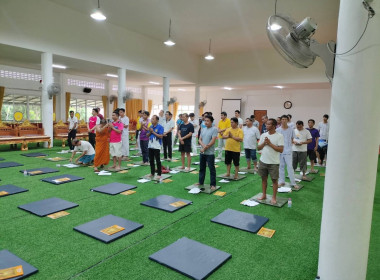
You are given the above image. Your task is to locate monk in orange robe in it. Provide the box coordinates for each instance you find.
[94,119,110,172]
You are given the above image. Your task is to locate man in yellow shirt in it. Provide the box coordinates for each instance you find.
[222,117,243,179]
[217,112,231,159]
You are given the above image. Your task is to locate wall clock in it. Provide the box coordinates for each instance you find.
[284,101,292,109]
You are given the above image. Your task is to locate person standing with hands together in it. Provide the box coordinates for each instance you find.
[257,118,284,205]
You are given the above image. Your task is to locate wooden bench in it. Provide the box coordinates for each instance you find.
[17,120,51,151]
[53,120,88,147]
[0,122,25,149]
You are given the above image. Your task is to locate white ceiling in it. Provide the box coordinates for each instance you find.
[49,0,340,55]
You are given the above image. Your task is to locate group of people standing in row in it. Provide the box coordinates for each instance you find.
[66,107,329,204]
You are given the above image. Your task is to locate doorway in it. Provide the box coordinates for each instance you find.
[253,110,267,132]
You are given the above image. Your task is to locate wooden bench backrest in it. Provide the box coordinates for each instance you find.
[18,120,44,136]
[0,122,18,136]
[53,120,68,136]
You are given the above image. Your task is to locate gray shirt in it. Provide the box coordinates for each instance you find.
[200,126,218,155]
[276,126,295,155]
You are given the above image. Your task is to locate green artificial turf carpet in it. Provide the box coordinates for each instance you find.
[0,141,379,279]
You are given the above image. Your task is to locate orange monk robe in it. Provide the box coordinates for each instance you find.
[94,129,110,167]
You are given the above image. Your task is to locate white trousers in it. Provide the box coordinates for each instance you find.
[279,153,296,185]
[191,136,197,155]
[217,138,225,158]
[121,134,129,156]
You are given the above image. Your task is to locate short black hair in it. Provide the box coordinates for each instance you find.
[269,118,277,127]
[189,113,195,117]
[308,119,315,124]
[69,111,74,114]
[205,115,214,122]
[230,117,238,124]
[113,110,119,116]
[323,114,329,119]
[119,108,125,112]
[296,120,304,126]
[235,110,240,114]
[281,114,289,120]
[166,111,172,116]
[93,108,99,114]
[143,111,150,116]
[250,115,255,119]
[152,115,159,121]
[221,112,227,116]
[287,114,292,119]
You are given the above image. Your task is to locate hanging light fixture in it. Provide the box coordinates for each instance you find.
[164,19,176,46]
[204,38,215,60]
[91,0,106,21]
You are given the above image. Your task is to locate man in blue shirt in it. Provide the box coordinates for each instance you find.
[147,115,164,179]
[306,119,320,173]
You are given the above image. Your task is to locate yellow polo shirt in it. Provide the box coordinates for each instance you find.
[217,118,231,138]
[224,127,243,152]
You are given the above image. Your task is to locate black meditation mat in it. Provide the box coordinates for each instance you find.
[0,185,28,197]
[20,152,48,157]
[19,167,59,176]
[91,183,137,195]
[18,197,78,217]
[0,157,4,161]
[0,162,24,169]
[0,249,38,279]
[74,214,143,243]
[149,237,231,280]
[140,195,192,212]
[41,174,84,185]
[211,208,269,233]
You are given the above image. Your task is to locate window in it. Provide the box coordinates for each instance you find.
[69,98,104,121]
[67,79,105,89]
[1,94,41,122]
[0,69,41,82]
[177,105,195,117]
[151,104,163,117]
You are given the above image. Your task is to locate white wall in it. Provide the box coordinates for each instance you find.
[203,88,331,125]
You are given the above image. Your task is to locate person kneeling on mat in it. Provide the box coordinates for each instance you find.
[70,139,95,165]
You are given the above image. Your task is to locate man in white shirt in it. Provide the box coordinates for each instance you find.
[250,115,260,128]
[69,139,95,165]
[189,113,199,156]
[67,110,78,151]
[276,115,300,189]
[158,110,165,126]
[317,114,329,165]
[235,110,244,129]
[119,108,129,160]
[287,114,295,129]
[243,117,260,171]
[292,120,312,179]
[163,111,175,160]
[257,118,284,204]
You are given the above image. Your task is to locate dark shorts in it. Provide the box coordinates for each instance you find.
[225,151,240,166]
[244,149,257,161]
[307,149,317,161]
[179,144,192,153]
[258,160,279,180]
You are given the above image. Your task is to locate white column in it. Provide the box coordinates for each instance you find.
[59,73,66,121]
[163,77,169,112]
[142,86,148,111]
[194,85,200,117]
[117,68,126,110]
[41,52,54,148]
[318,1,380,279]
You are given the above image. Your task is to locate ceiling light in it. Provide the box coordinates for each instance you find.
[223,87,233,91]
[270,23,282,31]
[274,85,284,89]
[164,19,176,46]
[149,81,160,85]
[91,0,106,21]
[106,73,118,78]
[178,88,186,91]
[52,64,66,69]
[204,38,215,60]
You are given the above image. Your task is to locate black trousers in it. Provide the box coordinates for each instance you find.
[162,132,172,159]
[149,148,162,176]
[89,132,96,148]
[68,129,77,150]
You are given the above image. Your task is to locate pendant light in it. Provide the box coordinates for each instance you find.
[91,0,106,21]
[164,19,176,46]
[204,39,215,60]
